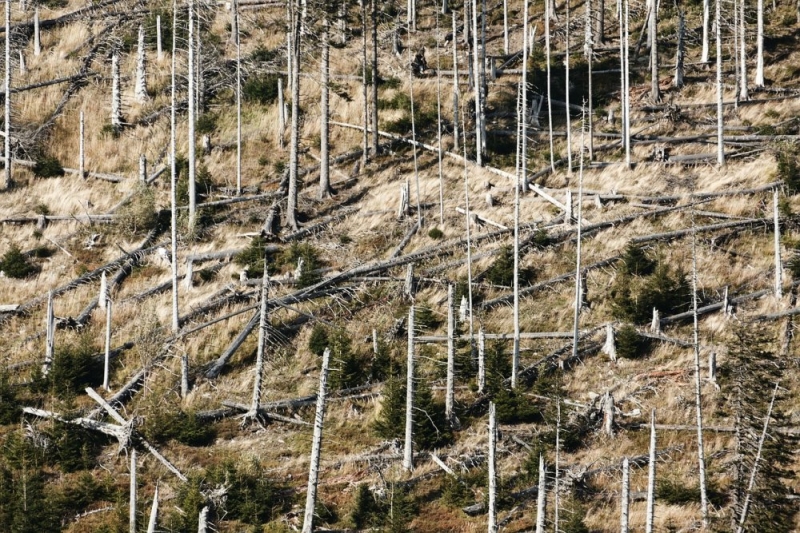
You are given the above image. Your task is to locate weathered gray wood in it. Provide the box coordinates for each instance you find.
[301,348,330,533]
[488,402,497,532]
[404,305,415,471]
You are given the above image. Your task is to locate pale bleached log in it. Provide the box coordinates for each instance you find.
[404,305,415,471]
[535,454,546,533]
[103,298,112,390]
[301,347,330,533]
[135,25,148,102]
[146,483,158,533]
[431,452,457,477]
[111,53,121,129]
[621,458,630,533]
[645,409,656,533]
[130,448,137,533]
[488,402,497,532]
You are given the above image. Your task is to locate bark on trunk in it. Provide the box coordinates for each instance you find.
[79,110,85,178]
[478,326,486,392]
[301,348,330,533]
[170,0,179,334]
[716,0,724,166]
[691,206,709,528]
[488,402,497,532]
[702,0,710,62]
[103,298,112,390]
[44,290,54,376]
[111,53,121,129]
[756,0,764,86]
[187,0,197,232]
[319,18,331,199]
[287,0,301,230]
[645,409,656,533]
[472,0,482,165]
[740,0,749,99]
[649,3,659,103]
[129,449,137,533]
[404,305,415,471]
[774,188,783,298]
[249,265,269,416]
[674,10,684,88]
[235,5,242,195]
[156,15,162,60]
[371,0,379,154]
[3,0,8,189]
[135,25,148,102]
[621,457,630,532]
[535,455,546,533]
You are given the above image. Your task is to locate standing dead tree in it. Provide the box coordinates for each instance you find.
[716,0,724,167]
[187,0,197,231]
[135,25,148,102]
[170,0,179,334]
[620,457,630,532]
[301,348,331,533]
[488,401,497,532]
[245,264,270,422]
[319,13,331,199]
[287,0,301,230]
[3,0,10,189]
[645,409,656,533]
[755,0,764,86]
[404,305,416,471]
[446,283,457,427]
[774,188,783,298]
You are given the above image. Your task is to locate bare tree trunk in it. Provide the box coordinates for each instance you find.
[691,200,710,528]
[436,12,444,226]
[404,305,415,471]
[129,449,137,533]
[702,0,710,62]
[278,77,285,149]
[361,0,369,167]
[319,18,331,199]
[571,114,585,360]
[446,284,456,426]
[488,402,497,532]
[774,188,783,298]
[603,392,615,436]
[135,25,148,102]
[736,382,779,532]
[139,155,147,183]
[249,266,269,417]
[287,0,301,231]
[602,323,616,361]
[755,0,764,86]
[156,15,163,61]
[596,0,605,44]
[740,0,749,99]
[645,409,656,533]
[187,0,197,232]
[502,0,508,54]
[623,0,631,169]
[708,351,717,382]
[621,457,630,533]
[565,0,572,172]
[650,3,659,103]
[198,507,208,533]
[471,0,483,166]
[452,12,459,153]
[587,1,594,160]
[535,455,546,533]
[235,5,242,196]
[674,10,685,88]
[146,483,158,533]
[3,0,8,189]
[111,52,121,130]
[103,298,112,390]
[99,271,107,310]
[554,402,561,532]
[170,0,179,334]
[301,348,330,533]
[371,0,379,154]
[44,290,54,377]
[79,110,85,178]
[716,0,724,167]
[33,7,40,56]
[409,49,422,227]
[478,326,486,393]
[181,353,189,399]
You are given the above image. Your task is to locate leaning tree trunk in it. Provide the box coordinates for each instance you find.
[488,402,497,532]
[571,117,585,360]
[403,305,416,471]
[187,0,197,232]
[170,0,180,334]
[691,202,710,528]
[248,265,270,418]
[319,17,331,199]
[4,0,10,189]
[755,0,764,86]
[103,297,112,390]
[645,409,656,533]
[301,348,330,533]
[146,483,159,533]
[287,0,301,230]
[135,25,148,102]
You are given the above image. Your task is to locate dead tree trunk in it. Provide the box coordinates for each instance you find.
[103,297,112,390]
[623,0,631,168]
[156,15,163,61]
[278,77,285,149]
[436,12,444,225]
[446,283,456,426]
[472,0,483,165]
[404,305,415,471]
[301,348,330,533]
[596,0,605,43]
[736,382,779,532]
[248,266,270,418]
[452,12,459,153]
[130,449,137,533]
[319,17,331,199]
[147,483,158,533]
[645,409,656,533]
[181,353,189,399]
[187,0,197,232]
[535,454,546,533]
[99,271,107,310]
[564,0,572,172]
[135,25,148,102]
[33,7,40,56]
[740,0,748,99]
[488,401,497,532]
[774,188,783,298]
[702,0,710,62]
[361,0,369,167]
[554,402,561,531]
[546,0,554,174]
[111,52,121,130]
[79,110,85,178]
[602,323,616,361]
[170,0,179,334]
[371,0,379,155]
[649,2,659,103]
[235,5,242,196]
[478,326,486,393]
[716,0,724,167]
[3,0,8,189]
[571,117,586,361]
[287,0,301,230]
[674,10,685,88]
[44,290,54,376]
[621,457,630,533]
[755,0,764,86]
